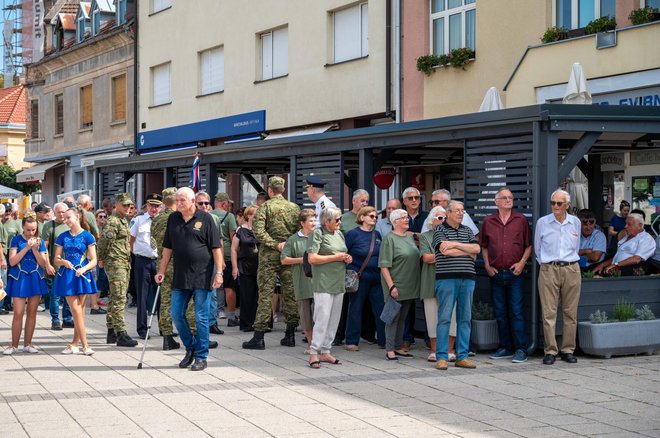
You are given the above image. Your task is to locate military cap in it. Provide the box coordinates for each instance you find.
[305,176,327,188]
[146,193,163,205]
[2,202,11,211]
[34,202,52,213]
[215,192,232,202]
[268,176,285,191]
[115,192,134,205]
[162,187,177,199]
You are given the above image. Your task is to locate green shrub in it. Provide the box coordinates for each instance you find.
[585,16,616,34]
[416,54,440,76]
[448,47,475,69]
[629,7,658,25]
[589,309,609,324]
[541,26,568,43]
[472,301,495,320]
[635,305,656,320]
[613,298,636,322]
[582,270,595,279]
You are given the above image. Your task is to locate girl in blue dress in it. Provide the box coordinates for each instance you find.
[3,216,48,355]
[54,207,98,355]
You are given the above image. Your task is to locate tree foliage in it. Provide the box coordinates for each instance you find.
[0,164,41,196]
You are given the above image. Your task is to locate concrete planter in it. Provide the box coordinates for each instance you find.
[578,319,660,359]
[471,319,499,351]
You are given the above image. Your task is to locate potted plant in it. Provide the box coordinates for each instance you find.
[578,299,660,358]
[471,301,498,351]
[629,7,660,25]
[447,47,475,70]
[585,16,616,34]
[541,26,569,43]
[416,54,440,76]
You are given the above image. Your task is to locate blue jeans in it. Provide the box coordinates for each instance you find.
[436,278,475,361]
[345,270,385,346]
[171,288,211,361]
[209,288,218,327]
[490,270,526,352]
[46,276,72,324]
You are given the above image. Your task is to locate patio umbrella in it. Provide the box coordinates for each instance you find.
[0,184,22,199]
[562,62,592,104]
[478,87,504,112]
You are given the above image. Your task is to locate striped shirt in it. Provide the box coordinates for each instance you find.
[433,221,478,280]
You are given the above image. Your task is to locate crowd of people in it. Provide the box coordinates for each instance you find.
[1,180,659,372]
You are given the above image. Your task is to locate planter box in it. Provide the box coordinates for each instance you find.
[471,319,498,351]
[567,28,586,38]
[578,319,660,358]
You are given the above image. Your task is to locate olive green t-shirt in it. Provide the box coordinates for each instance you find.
[419,230,437,299]
[4,219,22,251]
[0,221,6,252]
[211,209,237,260]
[41,220,71,263]
[308,228,347,294]
[340,211,358,234]
[378,232,420,301]
[281,232,313,300]
[83,210,100,237]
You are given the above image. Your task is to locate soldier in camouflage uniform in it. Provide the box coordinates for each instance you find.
[150,187,181,350]
[243,176,301,350]
[97,193,138,347]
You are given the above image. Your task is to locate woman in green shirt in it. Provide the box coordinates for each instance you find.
[379,209,420,361]
[281,209,316,353]
[307,207,352,368]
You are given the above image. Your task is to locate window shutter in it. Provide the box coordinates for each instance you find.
[201,47,223,94]
[153,63,171,105]
[56,94,64,134]
[31,101,39,138]
[272,27,288,78]
[81,85,93,128]
[261,32,273,80]
[113,75,126,121]
[334,5,361,63]
[361,3,368,57]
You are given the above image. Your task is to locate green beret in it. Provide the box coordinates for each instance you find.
[115,192,134,205]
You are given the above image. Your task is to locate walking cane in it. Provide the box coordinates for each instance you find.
[137,285,161,369]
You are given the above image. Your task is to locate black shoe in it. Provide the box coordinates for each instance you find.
[90,307,107,315]
[240,327,254,332]
[116,331,138,347]
[227,317,240,327]
[1,309,9,315]
[332,338,344,347]
[560,352,578,363]
[137,332,149,340]
[190,359,207,371]
[302,336,308,343]
[242,331,265,350]
[543,354,556,365]
[209,340,218,349]
[62,320,75,328]
[280,325,296,347]
[209,325,224,335]
[163,335,180,350]
[362,336,377,345]
[128,299,137,308]
[179,349,195,368]
[51,322,63,331]
[268,316,273,330]
[106,328,117,344]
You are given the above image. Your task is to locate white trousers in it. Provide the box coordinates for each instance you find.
[424,297,457,338]
[310,292,344,354]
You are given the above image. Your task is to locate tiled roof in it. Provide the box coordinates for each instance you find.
[59,13,78,31]
[60,1,80,14]
[0,85,26,124]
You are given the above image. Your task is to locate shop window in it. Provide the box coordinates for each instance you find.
[431,0,475,55]
[200,46,224,95]
[332,2,368,63]
[555,0,616,30]
[632,176,660,220]
[151,0,171,14]
[112,75,126,122]
[260,27,288,80]
[55,94,64,135]
[80,84,93,129]
[151,62,171,106]
[30,100,39,138]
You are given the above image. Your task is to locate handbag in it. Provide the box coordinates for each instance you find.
[344,231,376,293]
[303,251,313,278]
[380,297,402,325]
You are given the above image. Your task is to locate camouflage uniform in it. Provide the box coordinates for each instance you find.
[252,180,301,332]
[98,194,132,332]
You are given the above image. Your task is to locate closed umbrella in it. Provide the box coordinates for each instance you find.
[478,87,504,112]
[563,62,592,104]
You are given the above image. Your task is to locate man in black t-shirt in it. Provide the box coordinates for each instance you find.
[156,187,223,371]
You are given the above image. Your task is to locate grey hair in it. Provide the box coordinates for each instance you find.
[10,202,18,212]
[195,191,211,201]
[446,200,464,212]
[432,189,451,199]
[628,213,644,226]
[53,202,68,212]
[551,188,571,204]
[312,187,324,195]
[176,187,196,201]
[425,206,446,228]
[402,187,419,198]
[320,206,342,225]
[389,208,408,223]
[495,187,512,197]
[352,189,369,200]
[77,194,91,205]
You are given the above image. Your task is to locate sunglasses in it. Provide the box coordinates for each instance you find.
[429,200,443,206]
[550,201,565,206]
[435,216,446,221]
[197,201,211,206]
[406,196,420,201]
[97,215,107,219]
[366,214,378,219]
[581,219,595,225]
[333,217,342,223]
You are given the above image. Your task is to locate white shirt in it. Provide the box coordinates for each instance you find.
[420,211,479,235]
[314,195,336,228]
[534,213,581,264]
[612,231,656,264]
[130,213,157,258]
[654,235,660,262]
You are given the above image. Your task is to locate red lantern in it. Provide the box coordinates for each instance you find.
[374,167,395,189]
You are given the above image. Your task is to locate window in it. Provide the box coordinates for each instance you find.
[30,100,39,138]
[80,85,93,129]
[112,75,126,121]
[333,3,368,63]
[430,0,475,56]
[261,27,288,80]
[55,94,64,135]
[199,47,224,95]
[646,0,660,9]
[152,62,171,106]
[151,0,171,14]
[76,14,86,42]
[116,0,127,25]
[555,0,616,29]
[91,5,100,35]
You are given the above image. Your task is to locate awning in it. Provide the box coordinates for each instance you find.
[16,160,63,183]
[264,123,337,140]
[0,184,22,198]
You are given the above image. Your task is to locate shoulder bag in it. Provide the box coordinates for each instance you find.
[345,231,376,293]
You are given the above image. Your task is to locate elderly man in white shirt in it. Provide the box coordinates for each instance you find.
[534,189,581,366]
[593,213,656,276]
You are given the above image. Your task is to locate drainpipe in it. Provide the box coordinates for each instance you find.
[394,0,401,123]
[385,0,392,118]
[132,3,139,191]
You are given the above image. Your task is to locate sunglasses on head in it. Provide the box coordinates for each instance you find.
[550,201,565,206]
[581,219,595,225]
[197,201,211,206]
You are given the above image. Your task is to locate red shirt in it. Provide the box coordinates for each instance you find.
[480,211,531,270]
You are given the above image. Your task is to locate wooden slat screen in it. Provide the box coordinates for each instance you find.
[81,85,93,128]
[113,75,126,122]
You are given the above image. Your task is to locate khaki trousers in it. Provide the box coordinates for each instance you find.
[538,263,581,355]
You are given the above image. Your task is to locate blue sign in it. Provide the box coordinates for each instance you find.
[137,110,266,152]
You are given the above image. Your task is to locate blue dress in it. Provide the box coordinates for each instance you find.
[6,235,48,298]
[53,230,98,296]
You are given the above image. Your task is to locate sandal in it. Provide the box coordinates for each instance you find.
[320,354,341,365]
[427,353,436,362]
[309,354,321,369]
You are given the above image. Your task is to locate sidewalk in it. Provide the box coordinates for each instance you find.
[1,306,659,438]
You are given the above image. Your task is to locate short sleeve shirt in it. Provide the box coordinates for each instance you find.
[433,222,478,280]
[579,228,607,267]
[211,209,237,260]
[281,232,313,300]
[378,232,420,301]
[340,211,359,234]
[307,228,347,294]
[419,230,436,299]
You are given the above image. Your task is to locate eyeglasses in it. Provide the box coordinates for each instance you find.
[197,201,211,206]
[550,201,565,206]
[333,217,342,223]
[406,196,420,201]
[435,216,446,221]
[366,214,378,219]
[429,200,442,206]
[496,196,514,201]
[581,219,595,225]
[97,215,107,219]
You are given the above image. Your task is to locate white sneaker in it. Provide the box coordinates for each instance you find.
[3,346,19,355]
[218,309,227,319]
[61,345,80,355]
[23,345,39,354]
[82,346,95,356]
[37,305,46,312]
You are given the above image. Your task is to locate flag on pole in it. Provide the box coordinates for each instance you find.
[191,153,201,193]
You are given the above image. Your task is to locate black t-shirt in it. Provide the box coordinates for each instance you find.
[163,209,221,290]
[236,226,259,276]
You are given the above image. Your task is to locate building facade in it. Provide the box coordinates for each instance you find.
[0,85,28,170]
